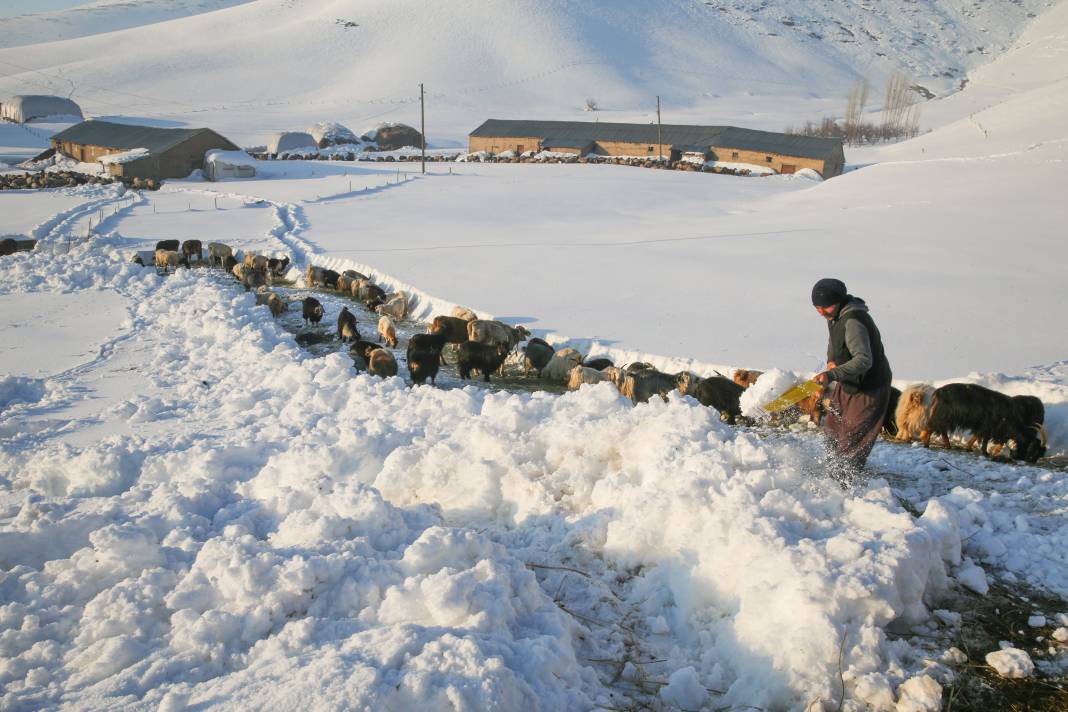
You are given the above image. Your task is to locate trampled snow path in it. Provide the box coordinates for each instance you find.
[27,184,134,245]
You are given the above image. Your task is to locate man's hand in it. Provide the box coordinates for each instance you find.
[814,371,830,385]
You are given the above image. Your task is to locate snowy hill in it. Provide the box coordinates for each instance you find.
[0,0,1056,146]
[0,0,256,49]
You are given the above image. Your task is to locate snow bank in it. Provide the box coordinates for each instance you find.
[0,234,969,710]
[0,375,46,411]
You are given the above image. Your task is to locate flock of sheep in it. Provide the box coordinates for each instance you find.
[141,244,1050,464]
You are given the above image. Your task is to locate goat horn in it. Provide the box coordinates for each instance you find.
[1036,424,1049,448]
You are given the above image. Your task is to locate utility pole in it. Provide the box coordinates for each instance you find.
[656,95,663,162]
[420,83,426,175]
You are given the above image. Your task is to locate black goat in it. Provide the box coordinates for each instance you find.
[925,383,1046,462]
[337,306,360,342]
[582,357,614,371]
[523,338,555,374]
[268,256,290,277]
[458,341,510,382]
[406,333,447,385]
[691,376,744,424]
[302,297,324,326]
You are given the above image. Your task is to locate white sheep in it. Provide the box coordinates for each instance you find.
[375,293,408,320]
[452,305,478,321]
[377,315,398,348]
[207,242,233,268]
[566,365,612,391]
[267,292,287,318]
[154,249,184,273]
[541,348,583,382]
[243,253,268,273]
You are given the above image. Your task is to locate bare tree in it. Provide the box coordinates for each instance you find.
[584,98,598,112]
[843,78,869,145]
[786,73,921,144]
[882,72,914,139]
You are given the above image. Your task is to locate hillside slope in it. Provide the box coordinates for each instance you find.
[0,0,255,49]
[0,0,1056,145]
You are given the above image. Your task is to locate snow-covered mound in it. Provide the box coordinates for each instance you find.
[0,238,972,710]
[306,121,360,147]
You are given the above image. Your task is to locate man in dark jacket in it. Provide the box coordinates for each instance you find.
[811,278,892,482]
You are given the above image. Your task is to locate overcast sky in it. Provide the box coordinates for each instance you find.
[0,1,92,19]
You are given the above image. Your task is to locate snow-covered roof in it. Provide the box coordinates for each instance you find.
[52,120,236,154]
[205,149,257,167]
[471,119,843,161]
[0,95,83,123]
[98,147,149,165]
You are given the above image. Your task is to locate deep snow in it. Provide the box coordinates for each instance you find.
[0,240,986,711]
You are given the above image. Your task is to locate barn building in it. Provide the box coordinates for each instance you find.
[50,120,239,181]
[469,119,845,177]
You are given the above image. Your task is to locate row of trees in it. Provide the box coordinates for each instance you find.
[786,72,923,144]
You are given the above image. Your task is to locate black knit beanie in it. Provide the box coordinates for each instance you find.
[811,278,847,307]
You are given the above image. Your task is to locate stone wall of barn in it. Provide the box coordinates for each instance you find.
[709,145,831,176]
[469,135,543,154]
[590,140,666,158]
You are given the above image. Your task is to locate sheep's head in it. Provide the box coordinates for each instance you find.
[675,371,702,396]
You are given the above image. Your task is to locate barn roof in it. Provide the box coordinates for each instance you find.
[51,120,235,154]
[470,119,842,160]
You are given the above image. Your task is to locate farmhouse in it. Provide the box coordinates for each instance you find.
[50,120,239,181]
[469,119,845,177]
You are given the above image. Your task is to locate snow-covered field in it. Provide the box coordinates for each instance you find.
[2,0,1068,710]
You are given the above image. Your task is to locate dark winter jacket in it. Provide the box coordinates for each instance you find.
[826,297,891,394]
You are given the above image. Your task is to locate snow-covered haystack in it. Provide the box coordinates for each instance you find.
[0,94,83,123]
[266,131,317,154]
[307,121,360,148]
[364,122,423,151]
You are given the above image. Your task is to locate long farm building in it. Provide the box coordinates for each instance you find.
[469,119,845,177]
